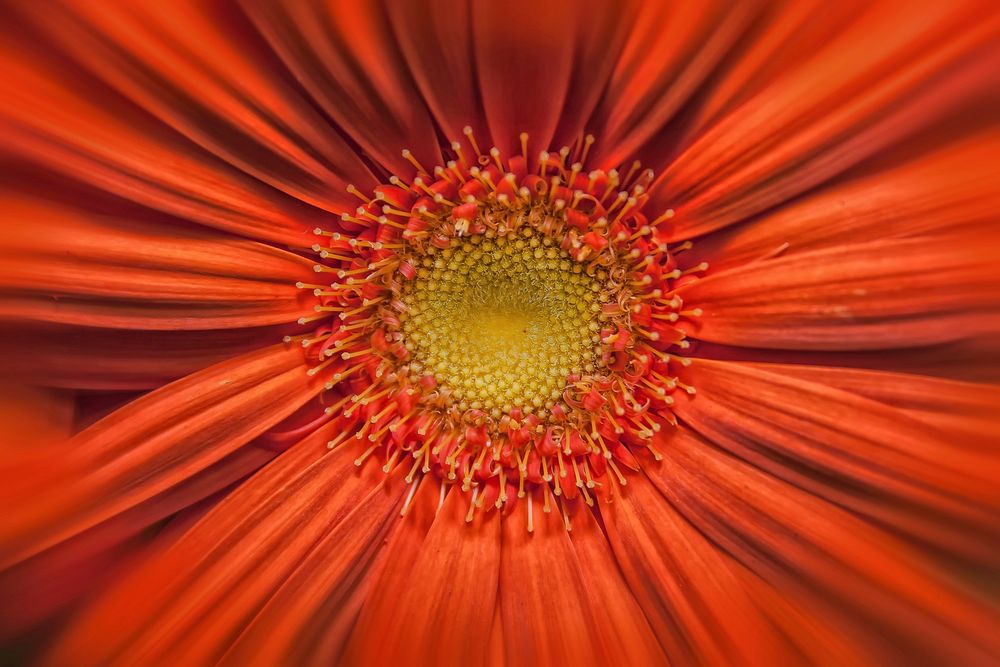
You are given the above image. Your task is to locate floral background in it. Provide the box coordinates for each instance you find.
[0,1,997,665]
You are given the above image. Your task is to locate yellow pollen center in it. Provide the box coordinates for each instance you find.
[400,226,602,418]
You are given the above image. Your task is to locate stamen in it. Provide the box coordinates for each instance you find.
[463,126,482,157]
[300,130,699,528]
[401,149,429,176]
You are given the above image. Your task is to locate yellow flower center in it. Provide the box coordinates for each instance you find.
[399,226,603,419]
[298,128,706,524]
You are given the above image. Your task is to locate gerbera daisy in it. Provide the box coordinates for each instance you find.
[1,0,998,665]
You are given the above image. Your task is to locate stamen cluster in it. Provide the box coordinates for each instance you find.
[291,129,704,526]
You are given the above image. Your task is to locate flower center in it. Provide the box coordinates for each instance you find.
[294,128,707,525]
[399,226,601,419]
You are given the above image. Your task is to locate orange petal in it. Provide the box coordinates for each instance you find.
[486,598,505,667]
[385,0,486,144]
[0,30,318,246]
[235,475,443,667]
[684,130,1000,271]
[212,470,408,667]
[0,529,143,643]
[677,0,862,139]
[9,0,374,214]
[657,1,999,239]
[1,324,297,390]
[0,382,73,453]
[499,490,627,665]
[675,358,1000,563]
[690,336,1000,385]
[591,0,758,168]
[679,236,1000,350]
[744,362,999,445]
[472,0,572,157]
[734,567,874,665]
[346,484,501,664]
[0,343,320,569]
[648,425,1000,663]
[346,466,441,650]
[0,195,315,329]
[44,421,384,667]
[567,503,669,665]
[473,0,636,157]
[0,443,274,639]
[244,2,441,176]
[601,474,788,664]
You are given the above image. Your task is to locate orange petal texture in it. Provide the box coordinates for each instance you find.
[0,194,316,330]
[0,344,320,569]
[0,0,997,665]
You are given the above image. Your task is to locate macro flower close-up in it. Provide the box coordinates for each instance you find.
[1,0,998,665]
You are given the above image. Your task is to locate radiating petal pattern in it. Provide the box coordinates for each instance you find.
[602,475,787,664]
[0,444,274,640]
[683,130,1000,271]
[679,236,1000,350]
[499,492,614,665]
[647,426,1000,664]
[675,359,1000,563]
[0,21,323,246]
[0,0,996,664]
[0,324,298,390]
[590,0,759,168]
[0,344,319,569]
[243,0,442,176]
[44,422,384,667]
[655,1,1000,239]
[345,486,501,665]
[0,195,316,329]
[9,0,376,215]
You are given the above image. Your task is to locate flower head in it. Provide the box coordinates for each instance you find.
[0,1,998,666]
[299,132,697,519]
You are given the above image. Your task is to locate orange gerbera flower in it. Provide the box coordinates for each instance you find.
[1,0,998,665]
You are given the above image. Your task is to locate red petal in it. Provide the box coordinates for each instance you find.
[486,599,505,667]
[675,358,1000,563]
[684,130,1000,271]
[0,344,320,569]
[591,1,757,168]
[244,2,441,176]
[0,383,73,453]
[0,444,273,639]
[678,0,860,138]
[10,0,374,213]
[385,0,486,144]
[345,484,501,664]
[44,422,384,666]
[745,362,999,444]
[473,0,633,157]
[647,426,1000,663]
[347,469,441,646]
[679,236,1000,350]
[1,324,298,390]
[0,32,318,245]
[224,474,438,665]
[735,571,871,666]
[499,490,642,664]
[0,195,315,329]
[216,470,408,667]
[567,503,669,665]
[657,2,998,239]
[690,337,1000,385]
[546,2,640,151]
[601,475,788,664]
